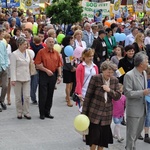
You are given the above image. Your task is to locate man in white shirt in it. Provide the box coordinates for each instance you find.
[82,22,94,48]
[125,27,139,46]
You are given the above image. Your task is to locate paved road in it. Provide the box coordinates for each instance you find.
[0,82,149,150]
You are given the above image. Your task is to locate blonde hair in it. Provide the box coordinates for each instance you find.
[47,29,56,37]
[82,48,95,61]
[135,33,144,43]
[73,29,83,39]
[4,33,11,40]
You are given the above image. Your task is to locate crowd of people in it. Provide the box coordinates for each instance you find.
[0,7,150,150]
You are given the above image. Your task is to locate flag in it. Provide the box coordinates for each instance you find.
[116,67,125,77]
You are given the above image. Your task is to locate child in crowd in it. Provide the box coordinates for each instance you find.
[112,83,126,142]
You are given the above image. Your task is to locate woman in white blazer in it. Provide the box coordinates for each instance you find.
[10,37,31,120]
[73,29,87,49]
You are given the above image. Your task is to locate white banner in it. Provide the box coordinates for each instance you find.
[145,0,150,11]
[82,1,110,20]
[113,0,122,14]
[24,0,40,8]
[133,0,143,12]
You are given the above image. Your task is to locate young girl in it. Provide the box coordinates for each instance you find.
[112,83,126,142]
[111,45,124,67]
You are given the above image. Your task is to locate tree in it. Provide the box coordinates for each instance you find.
[46,0,83,25]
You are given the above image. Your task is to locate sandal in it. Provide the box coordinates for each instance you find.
[67,103,73,107]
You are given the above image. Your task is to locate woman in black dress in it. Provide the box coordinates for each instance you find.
[61,36,76,107]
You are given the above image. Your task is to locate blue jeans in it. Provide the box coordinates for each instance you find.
[30,72,39,102]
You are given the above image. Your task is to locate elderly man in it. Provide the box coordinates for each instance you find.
[123,51,149,150]
[82,22,94,48]
[34,37,62,120]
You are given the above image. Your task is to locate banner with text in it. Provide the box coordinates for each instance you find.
[82,1,110,21]
[1,0,20,8]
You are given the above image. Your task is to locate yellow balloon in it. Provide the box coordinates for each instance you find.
[74,114,90,132]
[53,44,62,53]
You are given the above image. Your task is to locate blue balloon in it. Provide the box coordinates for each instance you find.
[114,33,120,42]
[119,33,126,41]
[64,45,73,57]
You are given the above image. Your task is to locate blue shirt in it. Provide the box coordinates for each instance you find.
[8,17,21,27]
[125,33,135,46]
[0,40,8,72]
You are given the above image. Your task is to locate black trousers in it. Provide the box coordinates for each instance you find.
[38,71,57,116]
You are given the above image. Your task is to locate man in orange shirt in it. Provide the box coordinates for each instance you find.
[35,37,62,120]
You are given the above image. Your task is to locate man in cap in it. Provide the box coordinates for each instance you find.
[92,30,108,73]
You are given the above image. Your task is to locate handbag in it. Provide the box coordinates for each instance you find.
[27,50,37,76]
[73,68,93,102]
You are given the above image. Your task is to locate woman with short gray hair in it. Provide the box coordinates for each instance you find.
[82,60,121,150]
[10,37,32,120]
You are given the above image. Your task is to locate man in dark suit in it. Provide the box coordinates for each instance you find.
[92,30,108,73]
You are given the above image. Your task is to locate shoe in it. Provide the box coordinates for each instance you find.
[144,137,150,143]
[113,135,118,139]
[17,115,22,119]
[40,115,45,120]
[117,137,124,142]
[24,115,31,120]
[32,101,37,105]
[0,107,2,112]
[138,135,144,140]
[1,102,7,110]
[83,135,86,142]
[7,102,11,105]
[121,120,126,126]
[67,102,73,107]
[45,114,54,119]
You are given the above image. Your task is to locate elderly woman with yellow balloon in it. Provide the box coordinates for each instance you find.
[82,61,121,150]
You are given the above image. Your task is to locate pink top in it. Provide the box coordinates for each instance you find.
[112,95,126,118]
[75,62,98,95]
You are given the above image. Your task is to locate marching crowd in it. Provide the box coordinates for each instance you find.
[0,7,150,150]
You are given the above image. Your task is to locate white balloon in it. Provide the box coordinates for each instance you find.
[27,49,35,59]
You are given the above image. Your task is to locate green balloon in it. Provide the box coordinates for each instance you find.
[57,34,65,44]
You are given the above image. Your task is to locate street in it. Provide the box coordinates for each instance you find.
[0,82,149,150]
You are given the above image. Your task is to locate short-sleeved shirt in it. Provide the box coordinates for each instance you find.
[34,46,62,73]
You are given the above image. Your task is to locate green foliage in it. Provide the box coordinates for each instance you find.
[46,0,83,24]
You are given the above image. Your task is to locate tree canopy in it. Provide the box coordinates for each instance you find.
[46,0,83,24]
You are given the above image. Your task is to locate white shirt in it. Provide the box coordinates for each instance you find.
[144,36,150,45]
[82,62,96,98]
[125,33,135,46]
[74,39,87,49]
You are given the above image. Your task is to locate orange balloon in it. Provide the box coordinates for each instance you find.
[104,21,111,27]
[25,22,33,30]
[117,18,123,23]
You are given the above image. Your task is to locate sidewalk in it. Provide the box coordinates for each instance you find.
[0,83,149,150]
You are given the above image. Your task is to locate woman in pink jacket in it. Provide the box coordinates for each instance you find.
[75,48,99,110]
